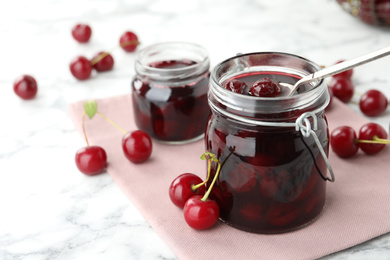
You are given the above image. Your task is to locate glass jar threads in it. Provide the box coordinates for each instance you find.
[205,52,334,233]
[132,42,210,144]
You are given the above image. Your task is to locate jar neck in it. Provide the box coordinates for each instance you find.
[208,52,329,124]
[135,42,210,82]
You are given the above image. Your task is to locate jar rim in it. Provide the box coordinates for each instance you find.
[208,52,329,122]
[135,42,210,81]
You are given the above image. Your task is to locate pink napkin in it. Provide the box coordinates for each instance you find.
[68,94,390,260]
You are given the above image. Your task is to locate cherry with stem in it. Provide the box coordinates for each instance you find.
[183,152,221,230]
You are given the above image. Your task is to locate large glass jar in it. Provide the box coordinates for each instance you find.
[132,42,210,144]
[205,52,334,233]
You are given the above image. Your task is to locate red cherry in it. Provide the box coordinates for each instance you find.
[333,60,353,79]
[329,78,354,103]
[249,78,281,97]
[13,75,38,100]
[71,23,92,43]
[358,122,388,155]
[122,130,152,163]
[183,195,219,230]
[330,126,359,158]
[223,80,248,94]
[70,56,93,80]
[119,31,139,52]
[169,173,206,208]
[91,51,114,72]
[359,89,388,117]
[75,146,107,175]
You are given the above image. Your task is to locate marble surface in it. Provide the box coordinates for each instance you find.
[1,0,390,259]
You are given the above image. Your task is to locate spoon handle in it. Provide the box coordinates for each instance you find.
[289,45,390,96]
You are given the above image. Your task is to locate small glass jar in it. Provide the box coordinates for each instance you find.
[205,52,334,233]
[132,42,210,144]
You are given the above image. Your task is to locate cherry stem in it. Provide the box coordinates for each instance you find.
[90,40,141,66]
[97,112,127,134]
[82,111,90,146]
[201,157,221,202]
[357,135,390,144]
[191,162,211,191]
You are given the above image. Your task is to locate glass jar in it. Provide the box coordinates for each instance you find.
[132,42,210,144]
[205,52,334,233]
[336,0,390,26]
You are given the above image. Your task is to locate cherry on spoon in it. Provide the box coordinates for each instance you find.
[287,45,390,96]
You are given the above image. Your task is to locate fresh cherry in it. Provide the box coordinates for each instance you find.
[249,78,281,97]
[91,51,114,72]
[13,75,38,100]
[330,126,359,158]
[358,122,388,155]
[329,78,354,103]
[119,31,139,52]
[75,146,107,175]
[359,89,388,117]
[169,173,206,209]
[70,56,93,80]
[122,130,152,163]
[183,195,220,230]
[223,80,248,94]
[182,152,221,230]
[71,23,92,43]
[333,60,353,79]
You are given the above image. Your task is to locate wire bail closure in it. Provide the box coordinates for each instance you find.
[295,112,335,182]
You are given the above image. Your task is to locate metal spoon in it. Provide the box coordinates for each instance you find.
[287,45,390,96]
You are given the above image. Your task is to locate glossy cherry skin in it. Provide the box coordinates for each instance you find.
[183,195,219,230]
[359,89,388,117]
[358,122,388,155]
[70,56,93,80]
[92,51,114,72]
[330,78,354,103]
[249,78,281,97]
[13,75,38,100]
[169,173,206,208]
[330,126,359,158]
[333,60,353,79]
[122,130,152,163]
[119,31,139,52]
[223,80,248,94]
[75,146,107,175]
[71,23,92,43]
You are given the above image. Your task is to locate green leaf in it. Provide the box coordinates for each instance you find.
[83,100,98,119]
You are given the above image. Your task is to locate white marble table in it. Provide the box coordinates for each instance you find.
[1,0,390,259]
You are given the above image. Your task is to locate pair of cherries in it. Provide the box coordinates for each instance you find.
[70,23,139,80]
[75,100,152,175]
[328,61,388,117]
[223,78,282,97]
[330,122,389,158]
[168,152,222,230]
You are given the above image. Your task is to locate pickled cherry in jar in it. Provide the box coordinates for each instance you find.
[132,42,210,144]
[205,52,333,233]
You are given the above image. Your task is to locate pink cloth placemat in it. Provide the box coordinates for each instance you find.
[68,94,390,260]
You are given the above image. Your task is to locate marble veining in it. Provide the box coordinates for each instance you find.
[1,0,390,259]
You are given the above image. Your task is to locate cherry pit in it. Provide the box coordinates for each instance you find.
[75,100,152,175]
